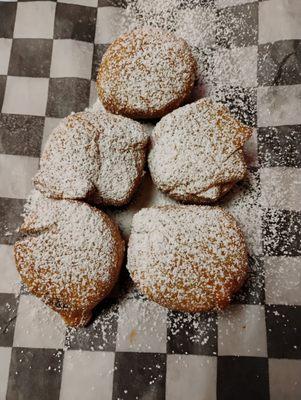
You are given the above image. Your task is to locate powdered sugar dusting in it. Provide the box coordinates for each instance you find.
[127,205,248,312]
[14,190,124,325]
[34,111,148,206]
[9,0,300,382]
[97,27,196,118]
[125,0,258,127]
[149,99,252,202]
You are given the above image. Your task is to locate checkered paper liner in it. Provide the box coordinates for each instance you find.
[0,0,301,399]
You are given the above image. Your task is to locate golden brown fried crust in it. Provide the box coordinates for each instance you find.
[33,111,149,207]
[127,206,248,313]
[134,252,248,313]
[87,152,147,207]
[164,182,237,205]
[98,74,196,120]
[14,201,125,327]
[148,99,253,203]
[36,154,146,209]
[96,29,197,120]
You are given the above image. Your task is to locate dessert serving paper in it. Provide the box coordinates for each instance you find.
[0,0,300,399]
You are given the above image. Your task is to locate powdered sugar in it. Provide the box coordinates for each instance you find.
[125,1,258,127]
[14,190,124,326]
[34,111,148,206]
[11,0,296,366]
[125,0,214,37]
[96,27,196,118]
[149,99,252,202]
[127,205,248,312]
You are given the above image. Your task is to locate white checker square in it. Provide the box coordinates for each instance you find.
[0,154,39,199]
[0,245,19,293]
[257,85,301,127]
[50,40,93,80]
[269,359,301,400]
[259,0,301,44]
[261,167,301,211]
[218,304,267,357]
[58,0,98,6]
[212,46,257,88]
[60,351,114,400]
[13,295,66,349]
[0,347,11,400]
[42,117,62,152]
[95,6,128,44]
[0,39,12,75]
[2,76,49,116]
[116,298,167,353]
[265,257,301,306]
[89,80,98,107]
[13,1,56,39]
[166,355,217,400]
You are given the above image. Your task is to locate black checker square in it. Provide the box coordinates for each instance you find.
[167,311,217,356]
[54,3,97,42]
[0,293,18,347]
[0,198,26,245]
[112,352,166,400]
[65,301,118,351]
[258,40,301,86]
[214,86,257,127]
[0,2,17,38]
[178,0,215,8]
[217,2,258,48]
[6,347,63,400]
[265,304,301,359]
[98,0,127,6]
[262,209,301,257]
[92,43,110,80]
[0,113,44,157]
[0,75,6,112]
[217,356,269,400]
[46,78,90,118]
[258,125,301,168]
[8,39,53,78]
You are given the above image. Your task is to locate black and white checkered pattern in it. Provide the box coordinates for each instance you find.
[1,0,301,399]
